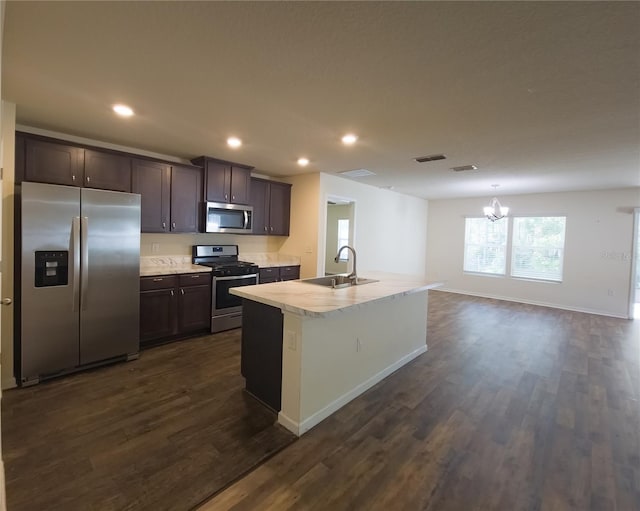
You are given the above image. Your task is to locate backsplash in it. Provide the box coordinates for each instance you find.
[140,233,287,257]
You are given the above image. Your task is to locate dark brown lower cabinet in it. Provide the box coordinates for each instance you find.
[241,299,283,411]
[258,265,300,284]
[177,276,211,332]
[140,273,211,346]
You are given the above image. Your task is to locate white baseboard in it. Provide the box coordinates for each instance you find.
[1,377,16,391]
[277,411,300,436]
[434,288,630,319]
[278,345,428,437]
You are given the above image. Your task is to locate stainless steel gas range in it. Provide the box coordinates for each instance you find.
[192,245,259,333]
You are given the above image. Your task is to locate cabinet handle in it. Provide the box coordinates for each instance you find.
[172,222,176,229]
[232,195,235,200]
[181,288,185,295]
[86,176,91,183]
[162,222,166,229]
[72,175,76,182]
[270,226,274,232]
[152,278,163,282]
[191,275,200,279]
[170,289,174,296]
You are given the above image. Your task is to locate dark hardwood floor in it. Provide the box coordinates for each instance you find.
[200,291,640,511]
[2,330,296,511]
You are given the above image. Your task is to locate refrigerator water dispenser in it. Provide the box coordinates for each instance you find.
[34,251,68,287]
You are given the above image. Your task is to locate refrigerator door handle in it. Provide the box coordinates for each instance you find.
[80,216,89,311]
[72,216,81,312]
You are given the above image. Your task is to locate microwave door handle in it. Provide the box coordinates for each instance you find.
[244,210,249,229]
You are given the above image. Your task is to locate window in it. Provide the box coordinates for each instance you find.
[337,219,350,261]
[511,217,566,281]
[463,215,567,282]
[463,218,508,275]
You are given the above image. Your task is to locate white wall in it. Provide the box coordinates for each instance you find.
[426,188,640,318]
[317,173,428,277]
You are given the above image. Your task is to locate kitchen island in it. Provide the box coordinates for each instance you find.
[231,272,442,436]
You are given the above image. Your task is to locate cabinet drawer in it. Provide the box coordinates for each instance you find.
[140,275,178,291]
[179,273,211,287]
[259,267,279,280]
[279,266,300,280]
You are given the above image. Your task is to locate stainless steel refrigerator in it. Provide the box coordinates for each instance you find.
[19,182,141,385]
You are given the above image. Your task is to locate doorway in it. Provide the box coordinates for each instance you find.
[324,198,355,276]
[631,208,640,319]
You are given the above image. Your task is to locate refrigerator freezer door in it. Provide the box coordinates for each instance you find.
[79,188,141,364]
[21,182,81,381]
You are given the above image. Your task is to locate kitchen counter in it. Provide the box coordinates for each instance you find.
[233,272,441,437]
[242,253,301,268]
[140,256,212,277]
[230,271,441,317]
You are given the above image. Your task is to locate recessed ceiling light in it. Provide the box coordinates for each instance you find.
[112,104,134,117]
[341,133,358,145]
[227,137,242,148]
[297,157,309,167]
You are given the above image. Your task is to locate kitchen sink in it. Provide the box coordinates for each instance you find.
[301,275,379,289]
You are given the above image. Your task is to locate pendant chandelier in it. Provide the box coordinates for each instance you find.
[483,185,509,222]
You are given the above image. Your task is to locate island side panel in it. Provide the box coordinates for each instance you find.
[280,290,429,436]
[241,299,284,411]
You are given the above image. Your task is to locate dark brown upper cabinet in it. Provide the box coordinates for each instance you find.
[131,159,171,233]
[170,165,202,233]
[23,136,132,192]
[84,150,131,192]
[24,138,85,187]
[131,160,202,234]
[191,156,253,205]
[250,178,292,236]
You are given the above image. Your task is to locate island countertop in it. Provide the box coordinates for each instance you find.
[230,271,442,318]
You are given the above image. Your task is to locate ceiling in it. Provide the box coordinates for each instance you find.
[3,1,639,200]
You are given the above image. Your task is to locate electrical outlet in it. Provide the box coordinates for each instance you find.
[286,330,297,351]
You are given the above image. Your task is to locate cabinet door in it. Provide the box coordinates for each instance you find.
[178,284,211,333]
[268,182,292,236]
[205,161,230,203]
[25,138,84,186]
[250,178,269,234]
[279,266,300,281]
[170,166,202,232]
[259,267,280,283]
[140,288,177,341]
[230,167,251,204]
[132,159,171,233]
[84,150,131,192]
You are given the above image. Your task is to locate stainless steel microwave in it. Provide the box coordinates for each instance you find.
[205,202,253,234]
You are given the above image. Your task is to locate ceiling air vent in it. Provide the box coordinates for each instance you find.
[338,168,376,178]
[414,154,446,163]
[450,164,478,172]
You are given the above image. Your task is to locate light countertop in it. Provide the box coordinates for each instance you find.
[139,253,300,276]
[242,253,301,268]
[140,256,211,277]
[230,271,443,318]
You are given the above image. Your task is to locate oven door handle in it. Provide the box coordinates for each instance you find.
[215,273,258,282]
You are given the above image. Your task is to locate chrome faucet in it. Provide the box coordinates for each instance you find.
[335,245,357,281]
